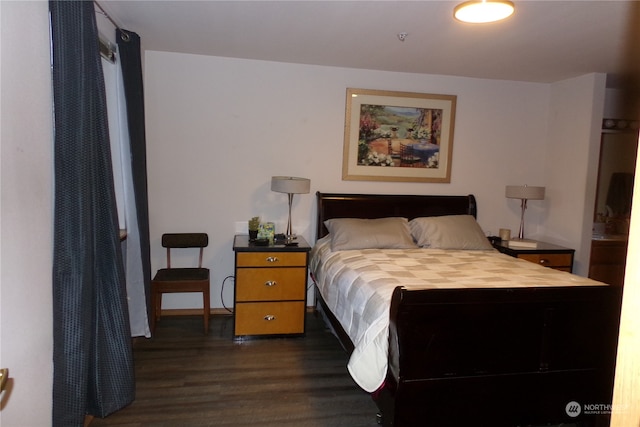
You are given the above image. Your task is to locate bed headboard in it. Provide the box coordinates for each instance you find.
[316,192,477,239]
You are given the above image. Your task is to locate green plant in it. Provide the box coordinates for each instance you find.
[248,216,260,231]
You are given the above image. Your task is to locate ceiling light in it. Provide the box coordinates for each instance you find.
[454,1,514,24]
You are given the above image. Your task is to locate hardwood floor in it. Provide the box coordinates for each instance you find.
[90,312,380,427]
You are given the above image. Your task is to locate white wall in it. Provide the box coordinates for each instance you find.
[144,51,601,310]
[0,1,54,425]
[541,73,607,276]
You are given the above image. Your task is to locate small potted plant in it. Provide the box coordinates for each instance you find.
[248,217,260,240]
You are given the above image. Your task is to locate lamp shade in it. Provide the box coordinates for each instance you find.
[505,185,545,200]
[271,176,310,194]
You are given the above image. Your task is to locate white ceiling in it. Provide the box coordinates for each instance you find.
[99,1,640,86]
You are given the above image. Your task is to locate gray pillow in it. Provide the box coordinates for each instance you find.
[324,217,417,251]
[409,215,493,250]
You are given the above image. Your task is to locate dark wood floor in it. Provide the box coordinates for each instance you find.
[90,312,380,427]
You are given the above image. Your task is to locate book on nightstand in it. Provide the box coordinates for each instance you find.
[506,239,538,248]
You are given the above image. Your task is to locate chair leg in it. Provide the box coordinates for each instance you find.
[150,288,162,335]
[203,288,210,334]
[156,293,162,324]
[150,289,156,334]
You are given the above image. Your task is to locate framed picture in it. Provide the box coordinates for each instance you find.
[342,88,456,183]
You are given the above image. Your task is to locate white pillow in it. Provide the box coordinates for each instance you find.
[409,215,493,250]
[324,217,417,251]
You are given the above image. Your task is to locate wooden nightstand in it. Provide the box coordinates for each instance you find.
[492,240,575,273]
[232,235,311,339]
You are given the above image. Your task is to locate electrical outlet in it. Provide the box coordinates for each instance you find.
[234,221,246,234]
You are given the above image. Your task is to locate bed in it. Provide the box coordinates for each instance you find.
[310,192,622,427]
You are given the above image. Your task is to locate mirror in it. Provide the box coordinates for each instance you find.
[593,122,638,236]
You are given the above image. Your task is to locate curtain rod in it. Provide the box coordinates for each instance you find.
[94,1,130,41]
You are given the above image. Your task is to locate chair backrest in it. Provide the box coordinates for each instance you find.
[400,143,420,165]
[161,233,208,269]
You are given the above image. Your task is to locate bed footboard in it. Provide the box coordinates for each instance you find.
[376,285,622,427]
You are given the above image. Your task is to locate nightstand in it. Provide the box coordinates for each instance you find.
[232,235,311,339]
[492,240,575,273]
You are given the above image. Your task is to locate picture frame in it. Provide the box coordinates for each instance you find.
[342,88,456,183]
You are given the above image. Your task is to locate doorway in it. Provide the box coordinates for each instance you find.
[589,120,639,286]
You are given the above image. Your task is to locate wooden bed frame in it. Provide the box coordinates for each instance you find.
[313,192,622,427]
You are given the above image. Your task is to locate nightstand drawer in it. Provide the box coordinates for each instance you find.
[234,301,305,335]
[236,268,307,301]
[518,253,572,268]
[236,252,307,267]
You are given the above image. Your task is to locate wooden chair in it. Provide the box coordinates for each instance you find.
[151,233,210,334]
[399,143,422,167]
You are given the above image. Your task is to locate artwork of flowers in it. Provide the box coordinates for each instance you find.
[342,88,456,183]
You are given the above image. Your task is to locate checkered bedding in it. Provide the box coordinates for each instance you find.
[309,236,602,392]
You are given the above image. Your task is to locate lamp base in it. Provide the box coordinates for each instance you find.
[518,198,528,239]
[275,233,298,245]
[507,238,538,249]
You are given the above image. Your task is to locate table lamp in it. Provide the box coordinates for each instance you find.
[271,176,310,240]
[505,185,545,240]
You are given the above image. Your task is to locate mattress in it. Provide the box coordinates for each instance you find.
[310,236,602,392]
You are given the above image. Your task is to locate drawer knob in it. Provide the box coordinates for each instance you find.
[539,259,550,265]
[266,256,279,263]
[264,280,277,287]
[263,315,277,321]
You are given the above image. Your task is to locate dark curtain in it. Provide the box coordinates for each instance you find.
[116,29,152,324]
[606,172,634,217]
[50,1,135,425]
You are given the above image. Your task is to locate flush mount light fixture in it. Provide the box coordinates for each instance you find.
[454,0,515,23]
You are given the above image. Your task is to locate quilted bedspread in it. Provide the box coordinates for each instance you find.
[309,236,603,392]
